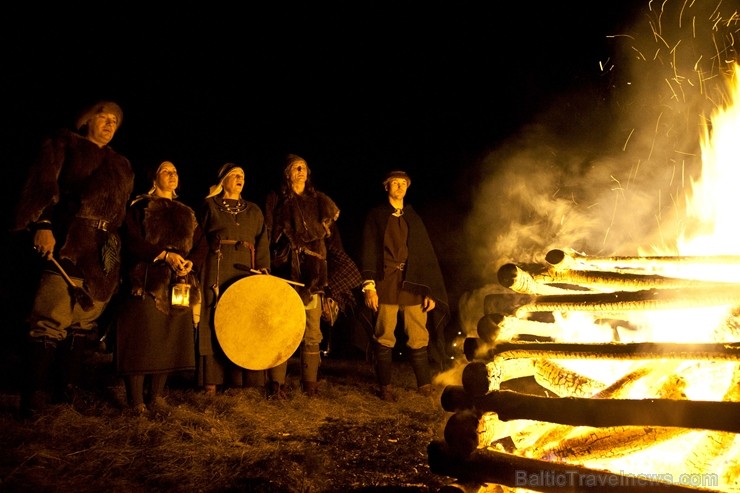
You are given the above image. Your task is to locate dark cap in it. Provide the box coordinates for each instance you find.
[206,162,245,198]
[75,100,124,130]
[383,170,411,187]
[217,162,243,181]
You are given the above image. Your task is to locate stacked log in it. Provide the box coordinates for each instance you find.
[430,251,740,492]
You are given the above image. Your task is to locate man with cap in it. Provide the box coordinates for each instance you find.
[13,100,134,417]
[359,170,450,402]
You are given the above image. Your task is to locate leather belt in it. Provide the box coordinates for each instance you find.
[220,239,253,248]
[77,217,111,232]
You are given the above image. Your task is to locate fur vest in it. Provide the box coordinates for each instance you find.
[14,129,134,301]
[124,196,201,314]
[268,190,340,303]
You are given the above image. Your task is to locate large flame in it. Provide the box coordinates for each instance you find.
[680,64,740,258]
[453,65,740,493]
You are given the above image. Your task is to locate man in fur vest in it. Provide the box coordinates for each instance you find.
[359,170,450,402]
[13,100,135,417]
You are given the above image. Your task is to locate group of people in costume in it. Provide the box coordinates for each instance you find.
[12,99,451,417]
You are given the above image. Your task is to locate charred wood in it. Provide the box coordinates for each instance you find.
[499,262,730,295]
[486,341,740,362]
[474,390,740,433]
[428,440,707,492]
[514,286,740,317]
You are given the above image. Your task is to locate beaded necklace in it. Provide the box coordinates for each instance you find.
[216,197,248,224]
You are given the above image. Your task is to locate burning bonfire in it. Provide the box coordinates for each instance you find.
[430,3,740,492]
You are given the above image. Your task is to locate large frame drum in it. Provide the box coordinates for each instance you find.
[214,275,305,370]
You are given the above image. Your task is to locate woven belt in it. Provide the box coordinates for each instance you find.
[77,217,111,232]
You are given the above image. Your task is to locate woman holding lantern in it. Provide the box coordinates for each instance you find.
[114,160,206,415]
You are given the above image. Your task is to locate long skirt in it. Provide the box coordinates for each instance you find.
[115,295,196,375]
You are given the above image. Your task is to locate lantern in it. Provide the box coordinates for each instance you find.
[171,277,191,307]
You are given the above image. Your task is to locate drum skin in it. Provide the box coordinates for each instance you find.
[214,275,306,370]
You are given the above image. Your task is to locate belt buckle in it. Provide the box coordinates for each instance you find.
[398,262,406,271]
[95,219,109,232]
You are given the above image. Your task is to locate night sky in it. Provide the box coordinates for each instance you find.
[2,2,650,308]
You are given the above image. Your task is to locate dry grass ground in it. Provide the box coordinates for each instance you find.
[0,345,456,493]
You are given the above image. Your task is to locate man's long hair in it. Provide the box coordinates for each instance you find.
[279,153,316,198]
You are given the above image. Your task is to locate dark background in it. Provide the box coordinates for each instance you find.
[0,3,647,322]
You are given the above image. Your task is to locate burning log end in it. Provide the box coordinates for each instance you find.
[443,410,482,458]
[497,262,519,287]
[545,248,567,266]
[462,361,491,397]
[463,337,480,362]
[477,313,502,343]
[441,385,474,412]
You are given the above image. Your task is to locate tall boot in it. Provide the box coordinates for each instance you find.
[301,344,321,397]
[374,342,396,402]
[20,338,57,417]
[409,346,433,396]
[53,334,87,404]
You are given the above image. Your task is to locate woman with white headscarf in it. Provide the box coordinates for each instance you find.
[196,163,275,397]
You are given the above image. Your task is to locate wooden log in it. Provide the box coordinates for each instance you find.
[499,261,732,295]
[530,425,688,463]
[427,440,709,492]
[474,390,740,433]
[463,337,481,361]
[514,285,740,317]
[444,409,483,457]
[437,482,487,493]
[497,263,580,295]
[476,313,502,343]
[477,413,547,451]
[486,341,740,362]
[546,248,740,273]
[461,361,491,397]
[441,385,475,412]
[462,360,535,395]
[477,312,556,343]
[533,359,607,397]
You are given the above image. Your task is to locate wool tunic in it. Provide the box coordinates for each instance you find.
[196,195,270,384]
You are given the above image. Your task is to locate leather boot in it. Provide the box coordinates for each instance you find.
[20,337,57,418]
[302,381,319,398]
[374,342,393,386]
[301,344,321,397]
[53,334,87,404]
[379,384,397,402]
[409,346,432,390]
[267,381,288,400]
[374,342,395,401]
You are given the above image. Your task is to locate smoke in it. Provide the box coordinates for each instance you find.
[458,0,739,335]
